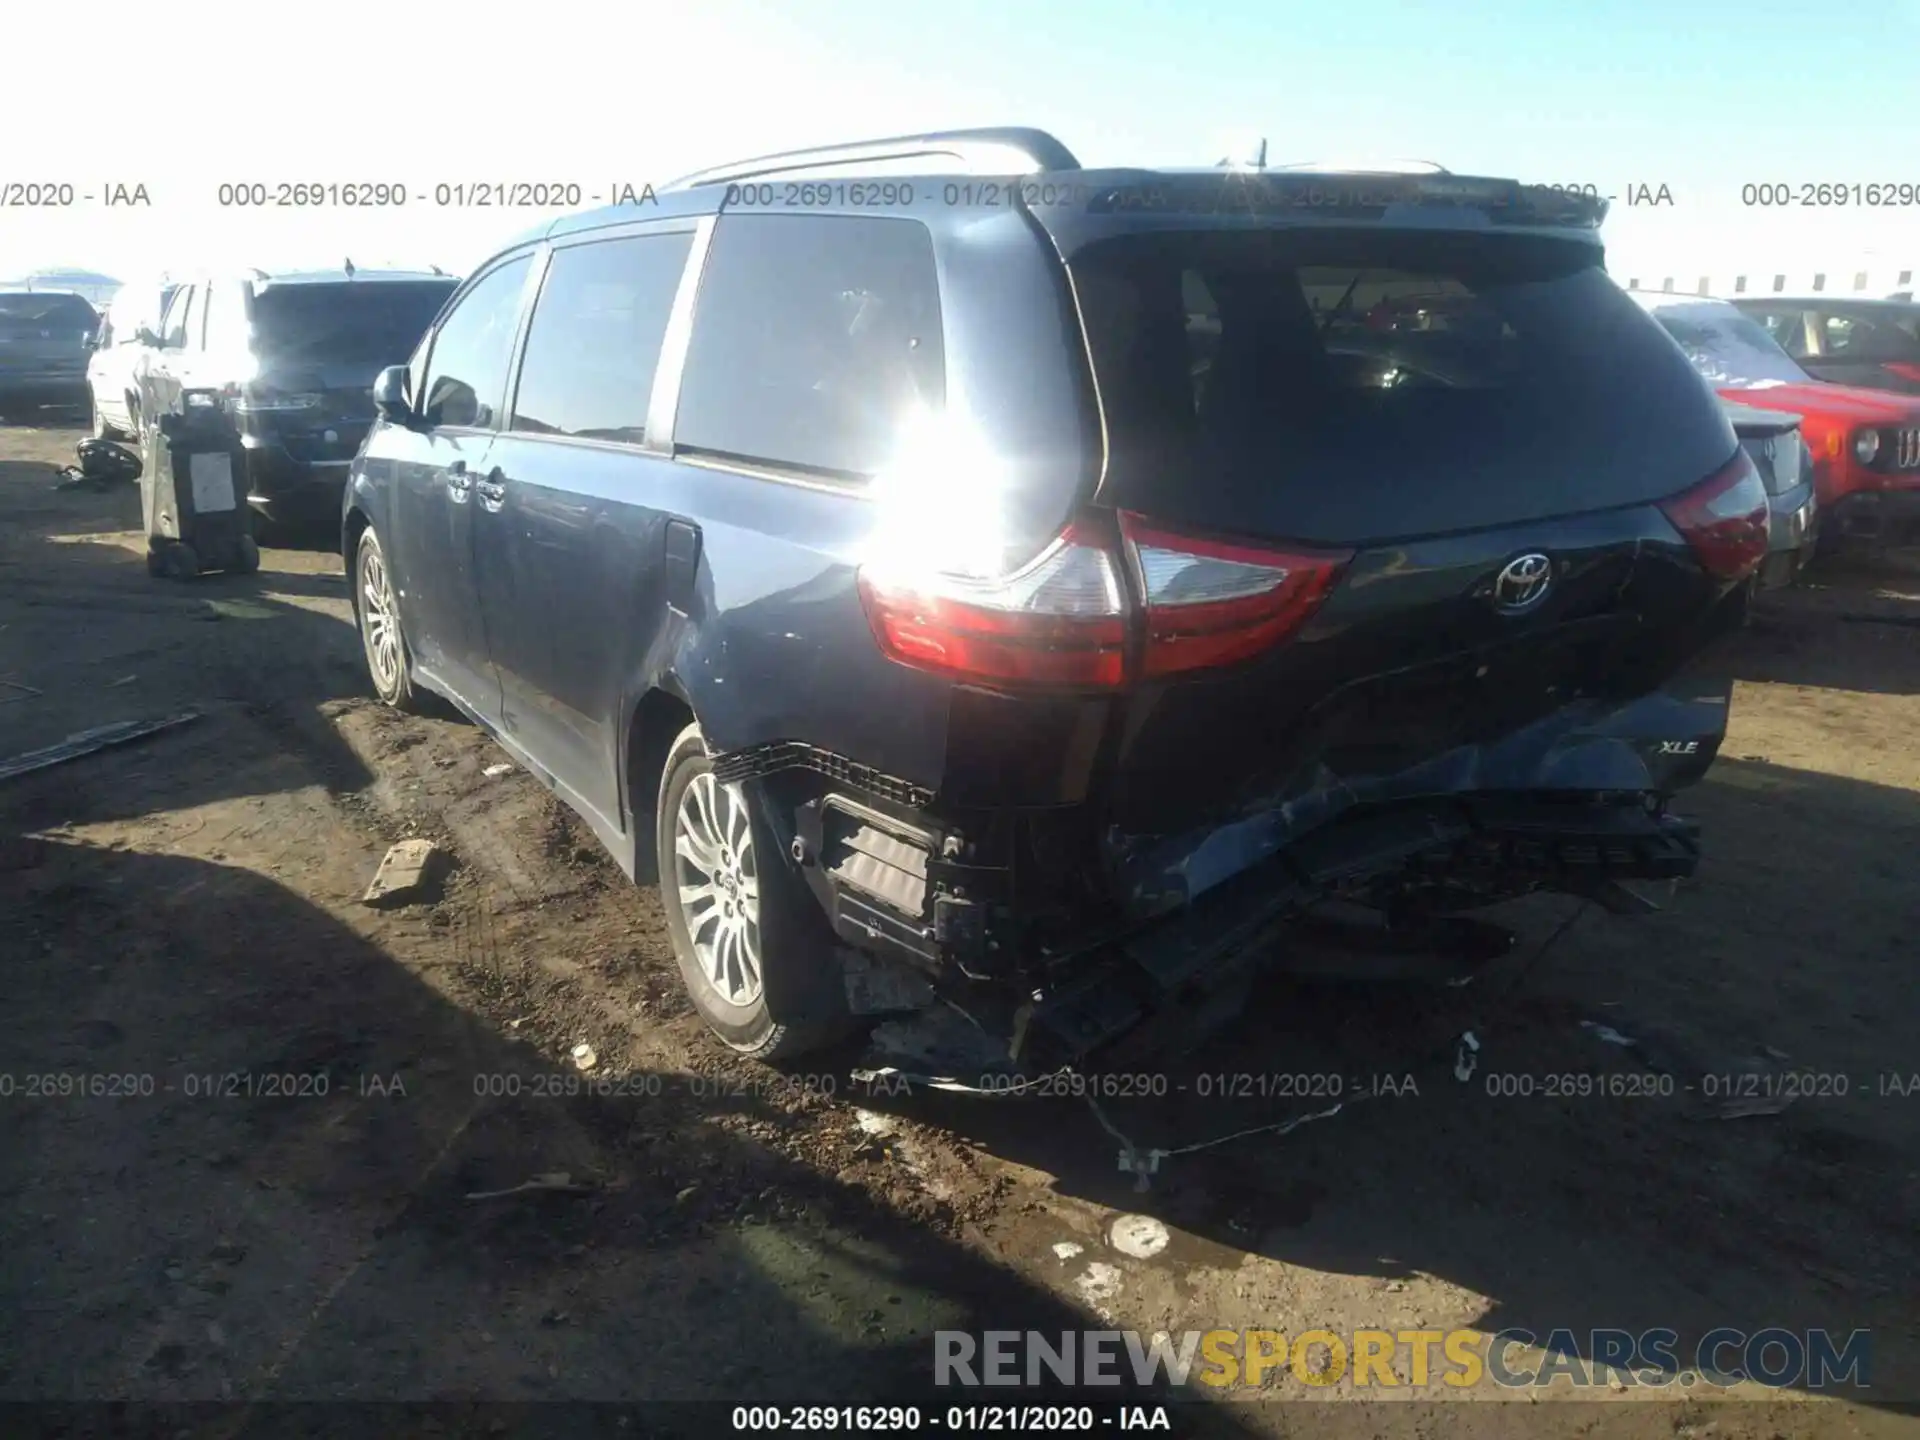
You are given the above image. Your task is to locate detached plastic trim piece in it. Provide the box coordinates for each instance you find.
[0,712,201,784]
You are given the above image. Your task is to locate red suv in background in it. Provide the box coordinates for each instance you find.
[1628,290,1920,549]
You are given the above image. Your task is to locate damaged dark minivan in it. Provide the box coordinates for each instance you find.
[343,129,1764,1068]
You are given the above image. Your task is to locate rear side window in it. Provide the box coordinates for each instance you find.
[421,257,532,429]
[159,286,194,348]
[675,215,945,477]
[1070,230,1740,544]
[1820,312,1920,361]
[510,231,694,444]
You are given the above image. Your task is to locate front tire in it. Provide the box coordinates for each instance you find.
[353,528,420,711]
[656,723,849,1059]
[92,398,126,441]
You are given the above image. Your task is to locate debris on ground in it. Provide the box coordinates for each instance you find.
[1717,1094,1794,1120]
[569,1042,598,1071]
[464,1172,596,1202]
[1579,1020,1638,1048]
[1108,1214,1171,1259]
[0,712,200,784]
[361,839,446,909]
[1453,1029,1481,1082]
[482,762,514,778]
[203,598,277,622]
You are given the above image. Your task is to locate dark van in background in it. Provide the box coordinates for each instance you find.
[138,267,458,540]
[0,289,99,421]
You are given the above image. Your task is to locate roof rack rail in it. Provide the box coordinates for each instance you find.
[1268,159,1453,175]
[663,127,1080,192]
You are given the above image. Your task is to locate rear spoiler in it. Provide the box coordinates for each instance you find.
[1066,171,1609,230]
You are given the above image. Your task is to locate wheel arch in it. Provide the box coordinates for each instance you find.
[623,680,697,886]
[341,507,373,622]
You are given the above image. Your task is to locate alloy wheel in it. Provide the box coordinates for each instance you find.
[673,771,763,1006]
[359,543,402,694]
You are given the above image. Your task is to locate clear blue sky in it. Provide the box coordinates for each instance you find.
[5,0,1917,283]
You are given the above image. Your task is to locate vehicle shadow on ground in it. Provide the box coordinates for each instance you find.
[862,751,1919,1409]
[1730,562,1920,697]
[0,836,1259,1432]
[0,464,382,823]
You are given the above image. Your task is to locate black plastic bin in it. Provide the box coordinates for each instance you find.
[141,389,260,580]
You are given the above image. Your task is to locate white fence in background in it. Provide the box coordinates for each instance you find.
[1616,264,1917,301]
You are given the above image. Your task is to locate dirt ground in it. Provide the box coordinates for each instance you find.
[2,414,1917,1439]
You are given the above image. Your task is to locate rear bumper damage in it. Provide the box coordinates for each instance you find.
[746,674,1731,1067]
[1106,673,1728,919]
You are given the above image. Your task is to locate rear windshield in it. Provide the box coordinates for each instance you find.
[250,281,456,365]
[1069,230,1737,544]
[1646,303,1810,388]
[0,293,97,331]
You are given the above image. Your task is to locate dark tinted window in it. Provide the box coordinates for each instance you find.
[676,215,944,476]
[1746,308,1808,354]
[510,232,693,444]
[252,280,456,368]
[421,259,531,429]
[1071,230,1738,544]
[0,292,97,332]
[1820,312,1920,361]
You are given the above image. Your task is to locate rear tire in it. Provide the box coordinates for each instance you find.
[233,535,261,575]
[656,722,849,1060]
[352,528,420,712]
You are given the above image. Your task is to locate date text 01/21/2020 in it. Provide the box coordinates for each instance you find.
[730,1404,1172,1432]
[211,182,661,208]
[0,181,149,207]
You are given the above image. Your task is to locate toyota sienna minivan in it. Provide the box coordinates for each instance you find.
[343,128,1762,1067]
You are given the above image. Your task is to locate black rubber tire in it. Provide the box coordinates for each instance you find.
[656,722,849,1060]
[164,542,200,580]
[352,527,421,712]
[233,535,261,575]
[145,546,166,578]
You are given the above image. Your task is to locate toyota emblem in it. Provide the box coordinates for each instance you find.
[1491,552,1553,612]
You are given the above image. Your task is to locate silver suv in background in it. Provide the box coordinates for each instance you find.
[1722,399,1819,589]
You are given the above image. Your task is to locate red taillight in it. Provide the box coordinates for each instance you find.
[1658,450,1770,581]
[857,522,1129,687]
[857,514,1351,688]
[1118,512,1351,678]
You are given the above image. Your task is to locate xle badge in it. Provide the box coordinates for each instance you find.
[1657,740,1700,755]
